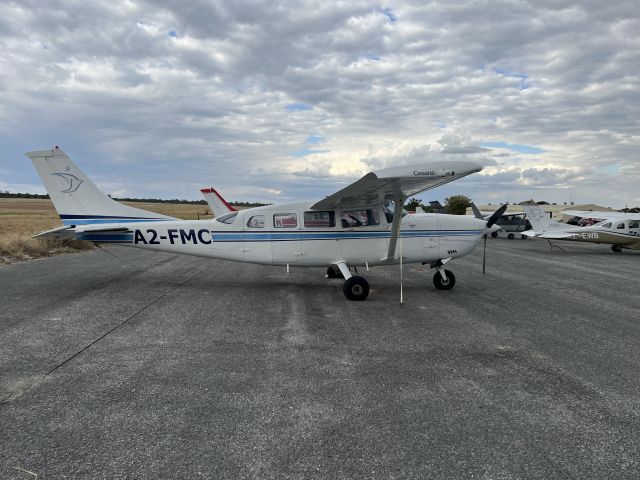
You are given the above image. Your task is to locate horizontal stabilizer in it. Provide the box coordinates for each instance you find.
[32,225,75,239]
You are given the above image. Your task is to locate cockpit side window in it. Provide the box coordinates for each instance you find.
[382,201,407,223]
[341,208,380,228]
[216,212,238,224]
[616,222,626,229]
[602,222,612,228]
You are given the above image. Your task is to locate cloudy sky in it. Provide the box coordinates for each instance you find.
[1,0,639,207]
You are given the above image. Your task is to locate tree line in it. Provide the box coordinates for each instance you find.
[0,191,268,208]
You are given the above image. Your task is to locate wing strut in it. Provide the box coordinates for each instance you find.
[382,196,405,261]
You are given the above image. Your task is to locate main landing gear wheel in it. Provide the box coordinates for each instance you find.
[507,233,515,239]
[521,234,528,239]
[343,276,370,301]
[491,231,499,238]
[612,245,623,253]
[433,270,456,290]
[326,266,343,278]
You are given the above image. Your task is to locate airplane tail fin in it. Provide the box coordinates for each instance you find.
[200,187,236,217]
[521,204,564,233]
[26,147,176,226]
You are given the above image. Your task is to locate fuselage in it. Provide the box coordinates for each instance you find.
[543,218,640,250]
[75,201,487,266]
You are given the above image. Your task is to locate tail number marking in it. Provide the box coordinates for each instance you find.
[134,229,212,245]
[581,232,599,240]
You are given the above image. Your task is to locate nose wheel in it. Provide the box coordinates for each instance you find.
[433,269,456,290]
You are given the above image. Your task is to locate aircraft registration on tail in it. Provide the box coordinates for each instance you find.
[27,147,505,301]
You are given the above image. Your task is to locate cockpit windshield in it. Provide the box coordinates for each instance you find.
[383,201,408,223]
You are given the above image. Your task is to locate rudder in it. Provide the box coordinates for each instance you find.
[26,147,176,226]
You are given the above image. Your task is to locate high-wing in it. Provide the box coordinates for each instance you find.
[311,161,483,210]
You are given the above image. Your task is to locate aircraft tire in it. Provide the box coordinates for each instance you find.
[491,232,498,238]
[521,234,528,239]
[326,266,342,278]
[433,270,456,290]
[507,233,515,239]
[343,276,370,301]
[612,245,623,253]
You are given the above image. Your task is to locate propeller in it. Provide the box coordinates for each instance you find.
[482,204,508,274]
[487,204,508,228]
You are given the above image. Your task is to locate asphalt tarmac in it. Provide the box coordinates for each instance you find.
[1,238,639,479]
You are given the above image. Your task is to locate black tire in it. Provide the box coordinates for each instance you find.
[490,231,498,238]
[343,276,370,301]
[433,270,456,290]
[521,234,528,239]
[507,233,515,240]
[612,245,623,253]
[326,266,342,278]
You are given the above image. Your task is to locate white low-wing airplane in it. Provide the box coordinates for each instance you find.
[522,204,640,253]
[27,147,505,300]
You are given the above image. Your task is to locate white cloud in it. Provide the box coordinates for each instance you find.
[0,0,639,207]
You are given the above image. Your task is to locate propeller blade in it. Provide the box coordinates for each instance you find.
[486,204,508,228]
[482,234,487,274]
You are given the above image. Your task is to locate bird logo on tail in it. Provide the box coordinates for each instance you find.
[52,172,83,193]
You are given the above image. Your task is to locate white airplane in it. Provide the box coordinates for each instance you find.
[522,204,640,253]
[26,147,506,300]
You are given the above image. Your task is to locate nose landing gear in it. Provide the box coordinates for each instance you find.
[433,269,456,290]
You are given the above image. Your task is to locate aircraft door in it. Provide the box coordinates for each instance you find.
[339,207,388,264]
[271,212,301,264]
[244,213,272,264]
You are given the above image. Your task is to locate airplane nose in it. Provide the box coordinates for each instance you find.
[483,224,501,236]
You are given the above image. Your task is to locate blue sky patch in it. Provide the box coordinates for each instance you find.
[480,141,544,154]
[494,67,530,89]
[168,30,178,38]
[291,148,330,158]
[381,7,397,23]
[307,134,323,145]
[286,103,313,112]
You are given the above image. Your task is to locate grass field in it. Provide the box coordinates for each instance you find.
[0,199,213,265]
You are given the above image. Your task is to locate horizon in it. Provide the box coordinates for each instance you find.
[1,2,638,208]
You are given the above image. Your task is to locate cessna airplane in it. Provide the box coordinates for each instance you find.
[27,147,505,300]
[522,204,640,253]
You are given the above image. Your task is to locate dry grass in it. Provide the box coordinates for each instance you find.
[0,198,213,265]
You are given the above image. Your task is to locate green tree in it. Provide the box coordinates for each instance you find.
[444,195,471,215]
[405,198,423,212]
[405,198,434,213]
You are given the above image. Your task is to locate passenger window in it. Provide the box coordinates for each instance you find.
[341,208,380,228]
[216,212,238,224]
[602,222,612,228]
[616,222,625,229]
[304,211,335,228]
[247,215,265,228]
[629,221,639,229]
[273,213,297,228]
